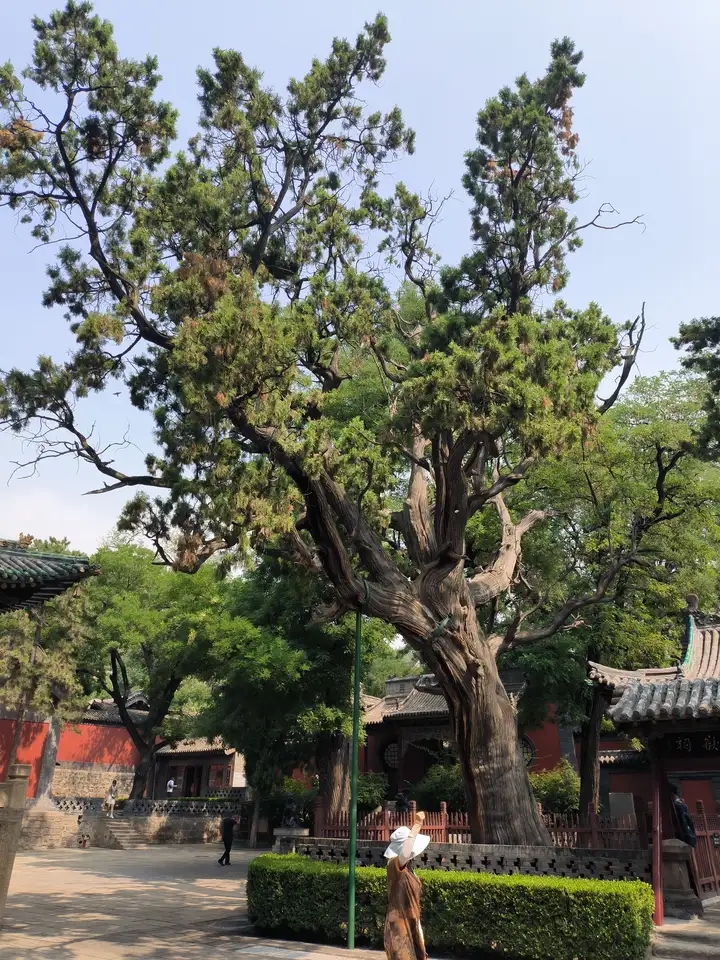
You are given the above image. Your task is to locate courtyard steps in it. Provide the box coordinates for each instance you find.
[104,815,150,849]
[653,904,720,959]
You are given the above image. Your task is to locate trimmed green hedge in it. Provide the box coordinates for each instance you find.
[247,855,653,960]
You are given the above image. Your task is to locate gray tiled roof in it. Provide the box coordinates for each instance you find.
[591,617,720,726]
[82,705,151,726]
[157,737,233,756]
[364,671,526,726]
[590,623,720,689]
[0,540,100,611]
[608,678,720,724]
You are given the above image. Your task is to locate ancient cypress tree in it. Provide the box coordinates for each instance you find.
[0,4,652,842]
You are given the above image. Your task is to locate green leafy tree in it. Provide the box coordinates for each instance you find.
[0,5,653,842]
[0,538,92,776]
[412,764,467,813]
[674,316,720,454]
[217,557,399,817]
[201,616,308,845]
[79,543,232,796]
[529,760,580,814]
[502,372,720,816]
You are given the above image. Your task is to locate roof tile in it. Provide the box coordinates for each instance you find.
[609,678,720,723]
[0,541,100,611]
[157,737,233,756]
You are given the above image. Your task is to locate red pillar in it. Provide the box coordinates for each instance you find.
[650,740,664,926]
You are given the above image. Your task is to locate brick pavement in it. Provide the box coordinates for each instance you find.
[0,845,380,960]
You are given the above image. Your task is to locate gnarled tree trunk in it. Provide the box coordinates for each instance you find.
[579,684,608,824]
[130,748,153,799]
[316,732,351,818]
[35,715,62,801]
[249,792,261,848]
[423,597,548,845]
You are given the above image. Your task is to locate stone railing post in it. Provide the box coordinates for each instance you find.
[0,764,31,928]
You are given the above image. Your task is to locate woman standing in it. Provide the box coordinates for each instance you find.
[383,811,430,960]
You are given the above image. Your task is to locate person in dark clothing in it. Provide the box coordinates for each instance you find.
[670,784,697,848]
[218,815,239,865]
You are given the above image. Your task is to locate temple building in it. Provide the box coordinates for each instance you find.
[590,609,720,815]
[590,605,720,914]
[361,669,578,790]
[0,537,99,612]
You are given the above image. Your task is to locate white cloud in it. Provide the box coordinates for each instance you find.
[1,483,125,555]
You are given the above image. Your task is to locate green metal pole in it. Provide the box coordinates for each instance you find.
[347,604,362,950]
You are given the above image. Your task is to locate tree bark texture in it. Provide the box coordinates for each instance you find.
[423,596,548,845]
[316,733,351,818]
[579,684,608,824]
[35,715,62,801]
[289,447,554,845]
[129,750,153,799]
[249,792,261,849]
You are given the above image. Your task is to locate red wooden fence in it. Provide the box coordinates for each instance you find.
[691,800,720,898]
[315,798,647,850]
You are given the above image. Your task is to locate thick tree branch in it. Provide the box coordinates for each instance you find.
[598,304,646,414]
[467,497,551,606]
[468,457,535,514]
[108,648,149,757]
[494,558,624,652]
[401,427,436,568]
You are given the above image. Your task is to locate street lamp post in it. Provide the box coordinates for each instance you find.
[347,601,363,949]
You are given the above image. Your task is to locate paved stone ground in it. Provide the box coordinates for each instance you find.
[0,846,380,960]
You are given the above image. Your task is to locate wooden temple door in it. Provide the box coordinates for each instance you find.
[690,801,720,898]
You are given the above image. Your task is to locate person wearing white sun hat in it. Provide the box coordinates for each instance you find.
[383,810,430,960]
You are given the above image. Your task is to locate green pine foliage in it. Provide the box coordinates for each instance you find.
[247,855,654,960]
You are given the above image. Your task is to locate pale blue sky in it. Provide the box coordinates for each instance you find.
[1,0,718,552]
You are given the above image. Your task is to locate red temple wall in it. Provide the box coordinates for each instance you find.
[525,718,562,772]
[0,718,48,797]
[56,723,141,766]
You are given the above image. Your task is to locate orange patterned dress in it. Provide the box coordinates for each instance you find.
[384,857,427,960]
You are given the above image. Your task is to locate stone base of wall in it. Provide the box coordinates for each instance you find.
[132,815,222,845]
[292,837,652,883]
[51,764,135,798]
[18,811,84,851]
[18,812,225,850]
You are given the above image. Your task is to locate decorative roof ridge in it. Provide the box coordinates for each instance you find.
[588,661,681,688]
[0,540,95,565]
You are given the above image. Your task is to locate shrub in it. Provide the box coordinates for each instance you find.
[247,855,653,960]
[529,759,580,814]
[357,772,388,812]
[411,764,466,811]
[263,777,319,827]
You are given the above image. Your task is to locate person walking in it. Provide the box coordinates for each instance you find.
[383,810,430,960]
[670,783,697,848]
[218,814,239,866]
[166,776,175,798]
[105,779,118,819]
